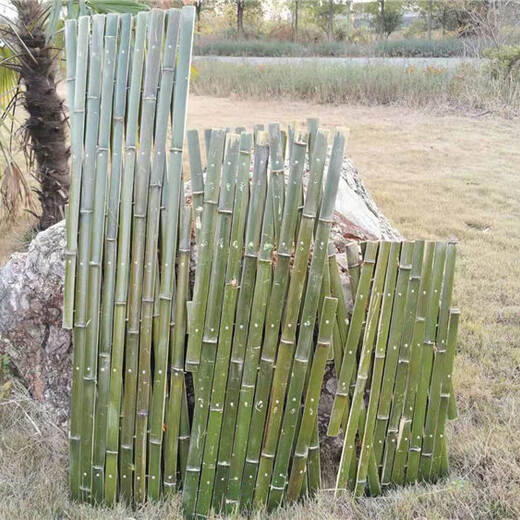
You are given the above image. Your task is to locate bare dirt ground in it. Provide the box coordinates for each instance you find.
[1,95,519,519]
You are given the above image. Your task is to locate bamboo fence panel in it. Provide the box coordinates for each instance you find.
[65,15,461,511]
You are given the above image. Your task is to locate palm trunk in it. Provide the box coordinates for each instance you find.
[17,0,70,230]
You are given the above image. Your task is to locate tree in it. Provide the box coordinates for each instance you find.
[308,0,349,41]
[0,0,147,230]
[366,0,403,39]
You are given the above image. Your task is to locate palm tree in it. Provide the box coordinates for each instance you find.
[0,0,147,230]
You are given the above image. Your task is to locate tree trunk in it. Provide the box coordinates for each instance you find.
[428,0,433,40]
[292,0,299,41]
[237,0,245,38]
[17,0,70,231]
[195,1,202,32]
[328,0,334,41]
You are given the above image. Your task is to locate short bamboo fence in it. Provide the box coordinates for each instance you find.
[64,8,460,517]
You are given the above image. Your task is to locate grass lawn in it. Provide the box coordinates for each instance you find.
[1,96,519,519]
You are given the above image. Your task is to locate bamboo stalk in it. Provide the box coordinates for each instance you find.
[193,132,252,512]
[163,207,191,493]
[346,241,361,301]
[379,240,425,487]
[242,129,310,510]
[63,17,77,327]
[239,129,327,512]
[286,297,337,501]
[371,242,414,473]
[327,242,379,437]
[63,17,81,331]
[307,117,319,159]
[431,308,460,477]
[212,134,270,511]
[92,12,131,504]
[184,128,228,373]
[67,14,90,500]
[391,242,435,486]
[419,241,457,480]
[406,241,447,483]
[307,416,321,496]
[72,14,105,501]
[353,241,400,496]
[182,132,240,518]
[187,129,205,243]
[146,5,195,501]
[104,12,148,505]
[223,133,277,514]
[126,9,173,502]
[119,10,165,499]
[267,129,346,510]
[82,13,118,503]
[268,122,285,245]
[334,242,389,494]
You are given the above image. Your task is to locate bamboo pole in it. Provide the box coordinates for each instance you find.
[193,132,252,512]
[243,129,310,510]
[371,242,414,471]
[266,129,347,510]
[92,13,131,504]
[187,129,205,243]
[346,241,361,301]
[72,14,105,501]
[163,207,191,493]
[82,13,118,503]
[391,242,435,485]
[119,9,165,499]
[407,241,447,483]
[334,242,389,494]
[212,134,269,510]
[182,132,240,518]
[431,308,459,477]
[379,240,425,487]
[67,14,90,500]
[104,12,147,505]
[307,417,321,496]
[353,241,400,496]
[419,241,457,479]
[127,9,174,502]
[268,123,285,245]
[286,297,337,501]
[327,242,379,437]
[239,129,327,511]
[63,18,77,328]
[223,135,277,514]
[184,128,228,373]
[146,6,195,501]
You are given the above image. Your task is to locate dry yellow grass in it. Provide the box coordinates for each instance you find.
[1,96,519,519]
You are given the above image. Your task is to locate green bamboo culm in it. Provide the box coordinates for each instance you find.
[241,129,328,511]
[286,297,337,501]
[119,10,165,499]
[104,12,148,505]
[148,7,195,500]
[194,132,253,513]
[266,128,347,510]
[84,13,119,503]
[74,14,105,502]
[187,129,205,243]
[182,132,240,519]
[212,133,270,511]
[66,14,90,500]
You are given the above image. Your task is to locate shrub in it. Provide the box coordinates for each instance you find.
[484,45,520,80]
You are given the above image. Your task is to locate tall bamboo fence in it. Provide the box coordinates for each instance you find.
[64,9,460,517]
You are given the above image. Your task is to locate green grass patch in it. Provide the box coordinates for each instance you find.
[194,37,485,58]
[193,61,519,117]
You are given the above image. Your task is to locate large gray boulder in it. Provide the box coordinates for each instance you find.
[0,159,399,429]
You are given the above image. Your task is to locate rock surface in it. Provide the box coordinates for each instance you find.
[0,159,400,431]
[0,221,70,424]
